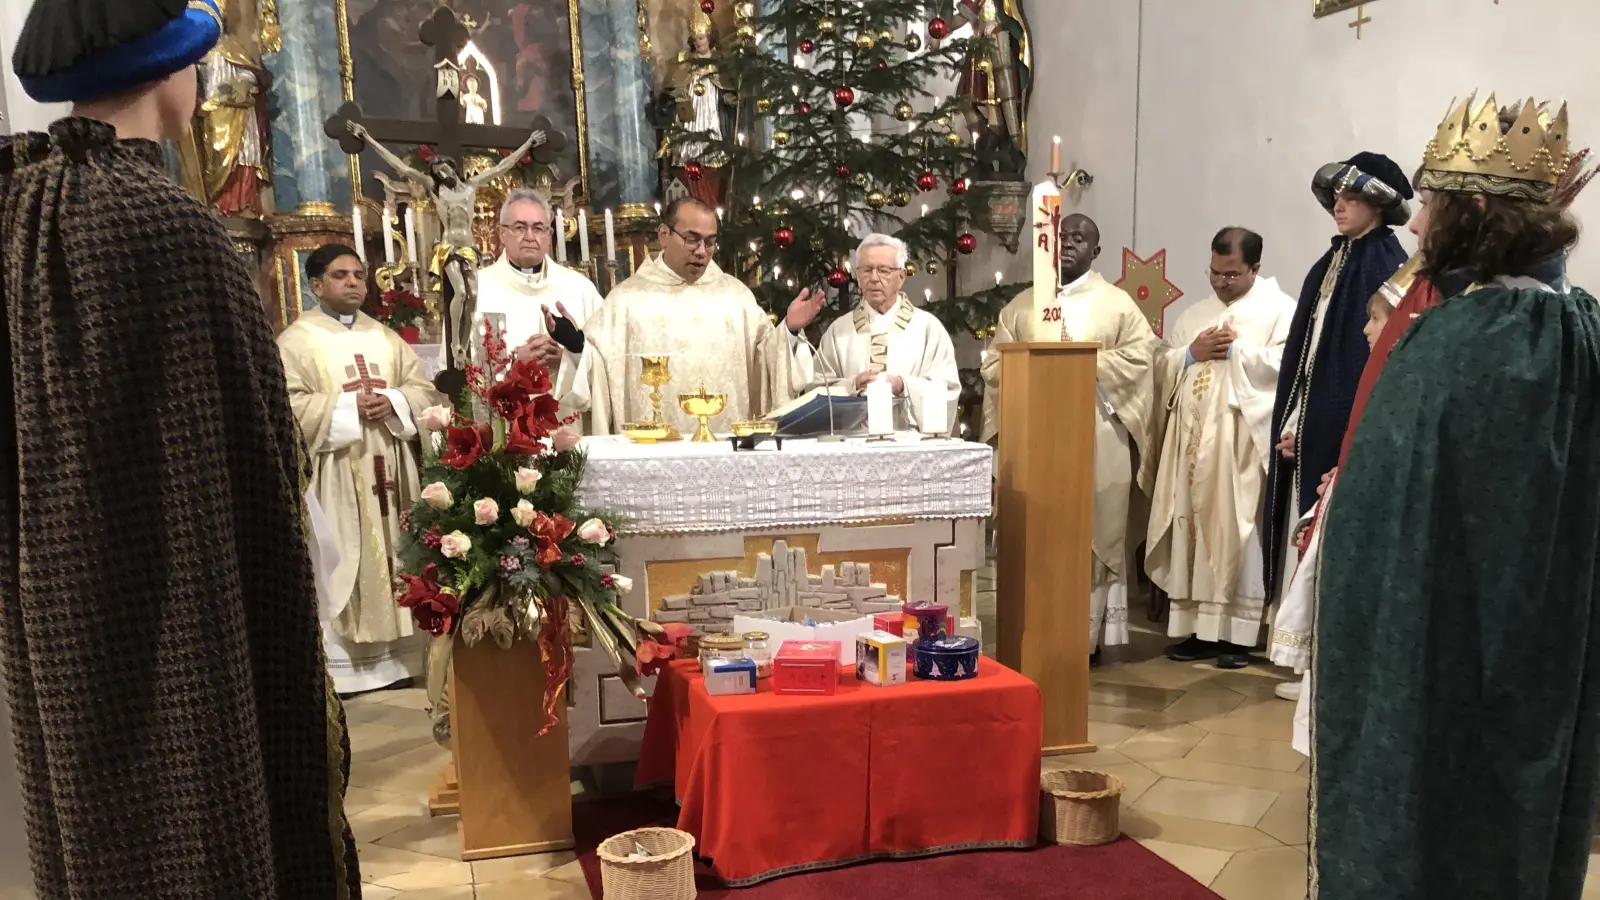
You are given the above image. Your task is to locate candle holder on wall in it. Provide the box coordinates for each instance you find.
[1048,169,1094,190]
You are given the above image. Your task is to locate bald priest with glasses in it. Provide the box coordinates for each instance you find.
[563,198,825,434]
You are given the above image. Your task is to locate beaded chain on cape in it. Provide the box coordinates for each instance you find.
[0,118,359,899]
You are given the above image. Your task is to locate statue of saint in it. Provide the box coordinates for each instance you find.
[194,29,270,216]
[344,122,546,383]
[957,0,1032,179]
[662,10,732,204]
[461,71,489,125]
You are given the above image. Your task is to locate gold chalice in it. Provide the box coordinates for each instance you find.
[678,385,727,443]
[639,354,672,425]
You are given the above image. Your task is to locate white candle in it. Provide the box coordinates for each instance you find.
[1051,135,1061,173]
[382,206,395,264]
[604,209,616,262]
[404,206,418,264]
[554,209,567,262]
[351,205,365,263]
[577,209,590,262]
[920,385,948,436]
[866,376,894,437]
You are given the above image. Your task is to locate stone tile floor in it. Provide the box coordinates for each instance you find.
[343,576,1600,899]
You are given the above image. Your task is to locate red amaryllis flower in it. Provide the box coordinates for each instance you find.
[418,144,437,161]
[504,395,561,456]
[487,358,554,419]
[530,512,576,568]
[439,423,492,470]
[396,563,442,609]
[636,623,693,677]
[411,589,461,636]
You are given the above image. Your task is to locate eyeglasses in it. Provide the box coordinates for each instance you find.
[667,225,719,251]
[503,222,553,237]
[857,266,904,280]
[1206,268,1250,284]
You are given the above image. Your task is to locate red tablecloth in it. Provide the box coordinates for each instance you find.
[636,657,1043,885]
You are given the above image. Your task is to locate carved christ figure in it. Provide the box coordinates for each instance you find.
[344,121,545,374]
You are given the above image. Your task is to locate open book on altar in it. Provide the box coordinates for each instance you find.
[765,386,869,437]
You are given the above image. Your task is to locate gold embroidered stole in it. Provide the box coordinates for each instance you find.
[852,294,917,373]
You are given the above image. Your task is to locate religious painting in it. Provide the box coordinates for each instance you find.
[342,0,588,203]
[1312,0,1376,17]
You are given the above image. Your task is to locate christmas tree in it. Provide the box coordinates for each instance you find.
[660,0,1030,338]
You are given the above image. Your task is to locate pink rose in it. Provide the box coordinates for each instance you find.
[511,499,536,528]
[421,482,453,510]
[419,404,453,432]
[576,517,610,545]
[439,531,472,559]
[473,497,500,525]
[515,467,542,494]
[552,426,581,452]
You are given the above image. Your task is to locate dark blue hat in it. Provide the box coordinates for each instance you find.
[1312,151,1415,227]
[13,0,224,104]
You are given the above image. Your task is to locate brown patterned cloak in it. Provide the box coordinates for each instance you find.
[0,117,359,899]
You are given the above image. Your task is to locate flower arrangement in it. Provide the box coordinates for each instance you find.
[364,286,428,333]
[394,323,686,734]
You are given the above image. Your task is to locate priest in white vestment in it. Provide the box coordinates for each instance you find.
[797,234,960,434]
[1144,228,1295,669]
[278,244,443,694]
[474,188,603,406]
[981,214,1159,652]
[565,198,823,434]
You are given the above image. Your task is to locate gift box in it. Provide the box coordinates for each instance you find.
[912,635,980,681]
[703,657,758,696]
[872,613,904,637]
[773,640,841,695]
[855,631,907,687]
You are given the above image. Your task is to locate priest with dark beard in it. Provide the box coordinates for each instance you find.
[1,1,360,897]
[1259,152,1409,695]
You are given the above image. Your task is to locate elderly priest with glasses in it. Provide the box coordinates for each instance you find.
[563,198,825,434]
[796,234,960,434]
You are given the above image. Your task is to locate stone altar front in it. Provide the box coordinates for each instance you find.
[568,435,993,765]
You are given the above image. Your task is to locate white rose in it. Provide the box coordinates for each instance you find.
[511,499,536,528]
[576,517,610,545]
[611,574,634,594]
[515,467,542,494]
[439,531,472,559]
[473,497,500,526]
[421,482,453,510]
[419,404,453,432]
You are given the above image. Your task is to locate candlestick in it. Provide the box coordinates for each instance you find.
[1051,135,1061,175]
[604,209,616,262]
[554,209,567,263]
[866,376,894,438]
[404,207,418,265]
[351,205,365,263]
[382,206,395,264]
[577,209,590,262]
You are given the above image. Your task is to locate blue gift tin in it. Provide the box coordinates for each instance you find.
[912,635,980,681]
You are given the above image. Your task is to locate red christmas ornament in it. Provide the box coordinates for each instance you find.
[798,101,812,114]
[832,86,856,107]
[876,60,888,70]
[916,171,938,192]
[956,233,978,255]
[835,163,851,178]
[684,161,704,181]
[700,0,715,12]
[800,38,816,53]
[773,226,795,249]
[950,176,970,195]
[928,17,950,40]
[827,267,850,289]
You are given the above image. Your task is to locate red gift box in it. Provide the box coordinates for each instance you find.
[872,613,904,637]
[773,640,841,695]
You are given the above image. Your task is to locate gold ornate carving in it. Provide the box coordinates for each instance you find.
[257,0,282,52]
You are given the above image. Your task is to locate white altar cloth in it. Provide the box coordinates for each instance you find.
[577,435,994,534]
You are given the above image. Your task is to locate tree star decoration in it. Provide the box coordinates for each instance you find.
[1113,248,1183,338]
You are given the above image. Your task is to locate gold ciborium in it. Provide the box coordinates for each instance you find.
[639,354,672,425]
[678,385,727,443]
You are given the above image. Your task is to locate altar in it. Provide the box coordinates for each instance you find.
[565,434,994,766]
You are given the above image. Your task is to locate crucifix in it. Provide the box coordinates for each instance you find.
[1348,4,1372,39]
[323,6,571,397]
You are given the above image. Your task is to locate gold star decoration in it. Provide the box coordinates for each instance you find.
[1113,248,1184,337]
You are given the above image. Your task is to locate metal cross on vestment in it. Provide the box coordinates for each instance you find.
[322,6,570,164]
[342,354,388,393]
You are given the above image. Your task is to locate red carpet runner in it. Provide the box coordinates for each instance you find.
[572,793,1223,899]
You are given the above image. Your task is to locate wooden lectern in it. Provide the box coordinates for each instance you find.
[436,635,575,860]
[994,342,1098,756]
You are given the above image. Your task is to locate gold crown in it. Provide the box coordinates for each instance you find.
[1419,93,1570,201]
[691,8,713,36]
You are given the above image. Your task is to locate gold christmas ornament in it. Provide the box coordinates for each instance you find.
[904,33,923,52]
[852,172,869,187]
[935,116,949,127]
[773,129,792,146]
[946,131,963,146]
[755,97,773,113]
[904,260,918,276]
[877,27,895,42]
[736,23,756,40]
[867,190,887,209]
[855,33,875,50]
[894,101,915,121]
[817,17,837,35]
[926,260,939,275]
[693,82,707,97]
[891,190,912,207]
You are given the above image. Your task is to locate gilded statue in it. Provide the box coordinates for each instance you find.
[958,0,1032,178]
[659,8,733,205]
[194,29,270,217]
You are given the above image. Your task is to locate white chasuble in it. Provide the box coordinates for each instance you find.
[474,255,604,405]
[566,255,807,435]
[800,295,960,434]
[278,311,441,693]
[980,271,1159,649]
[1144,277,1295,646]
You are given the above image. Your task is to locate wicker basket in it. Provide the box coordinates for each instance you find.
[1040,769,1124,846]
[596,826,697,900]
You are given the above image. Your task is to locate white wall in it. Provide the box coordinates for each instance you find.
[1,0,68,134]
[1028,0,1600,327]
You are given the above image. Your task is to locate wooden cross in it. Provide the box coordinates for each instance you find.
[371,455,398,518]
[1349,4,1372,39]
[341,354,388,393]
[322,6,569,166]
